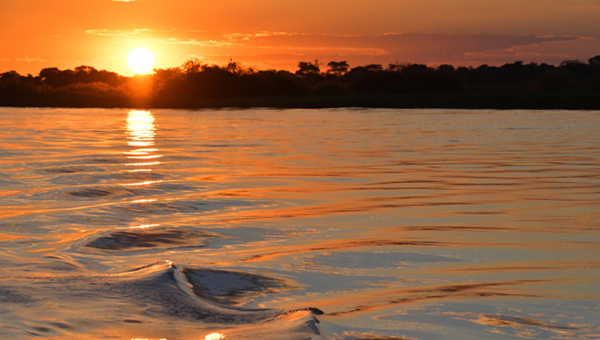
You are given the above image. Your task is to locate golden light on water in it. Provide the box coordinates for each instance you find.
[204,332,226,340]
[120,180,163,186]
[125,110,162,169]
[129,223,160,229]
[126,110,156,148]
[124,110,163,195]
[1,108,599,340]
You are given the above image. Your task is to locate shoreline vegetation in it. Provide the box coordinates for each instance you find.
[1,57,600,110]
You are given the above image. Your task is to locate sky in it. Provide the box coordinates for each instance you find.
[1,0,600,76]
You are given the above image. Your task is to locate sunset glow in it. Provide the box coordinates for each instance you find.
[1,0,599,76]
[0,0,599,338]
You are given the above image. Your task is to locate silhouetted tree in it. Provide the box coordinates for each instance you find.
[327,61,349,76]
[182,58,203,74]
[364,64,383,72]
[225,60,255,75]
[388,61,409,72]
[436,64,455,73]
[296,60,321,76]
[39,67,60,81]
[1,71,22,83]
[39,68,75,87]
[560,60,582,67]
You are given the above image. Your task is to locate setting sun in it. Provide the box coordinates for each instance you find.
[127,48,155,74]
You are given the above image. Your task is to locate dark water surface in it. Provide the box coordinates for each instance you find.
[0,108,599,340]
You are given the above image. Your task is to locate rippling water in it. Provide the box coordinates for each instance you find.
[0,107,599,340]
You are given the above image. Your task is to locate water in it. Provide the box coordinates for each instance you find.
[0,107,599,340]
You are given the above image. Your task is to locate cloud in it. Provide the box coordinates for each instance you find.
[170,31,579,57]
[163,38,241,47]
[180,31,582,67]
[160,35,387,56]
[462,36,600,65]
[83,27,596,70]
[16,57,45,62]
[253,32,597,70]
[85,28,167,37]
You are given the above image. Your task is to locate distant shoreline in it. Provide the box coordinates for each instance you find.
[2,92,600,110]
[2,58,600,110]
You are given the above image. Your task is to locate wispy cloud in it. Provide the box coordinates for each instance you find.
[16,57,45,62]
[85,28,167,37]
[200,31,581,63]
[462,36,599,65]
[83,27,595,70]
[221,32,593,70]
[162,38,241,47]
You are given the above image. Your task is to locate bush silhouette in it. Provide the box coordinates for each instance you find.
[1,57,599,109]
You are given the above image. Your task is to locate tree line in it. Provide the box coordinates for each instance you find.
[1,56,600,109]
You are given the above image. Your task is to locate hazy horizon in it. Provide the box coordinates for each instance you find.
[5,51,600,79]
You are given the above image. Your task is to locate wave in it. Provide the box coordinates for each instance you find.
[83,227,223,252]
[1,261,326,339]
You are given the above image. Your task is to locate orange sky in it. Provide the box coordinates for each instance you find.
[1,0,599,76]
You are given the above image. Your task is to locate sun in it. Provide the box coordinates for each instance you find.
[127,48,155,74]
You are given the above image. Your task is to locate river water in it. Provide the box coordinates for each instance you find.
[0,107,599,340]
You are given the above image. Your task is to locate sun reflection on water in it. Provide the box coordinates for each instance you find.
[129,223,160,229]
[127,110,156,147]
[125,110,162,171]
[125,161,162,167]
[121,180,163,186]
[123,110,163,229]
[204,332,226,340]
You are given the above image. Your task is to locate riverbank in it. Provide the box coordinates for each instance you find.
[3,58,600,110]
[2,92,600,110]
